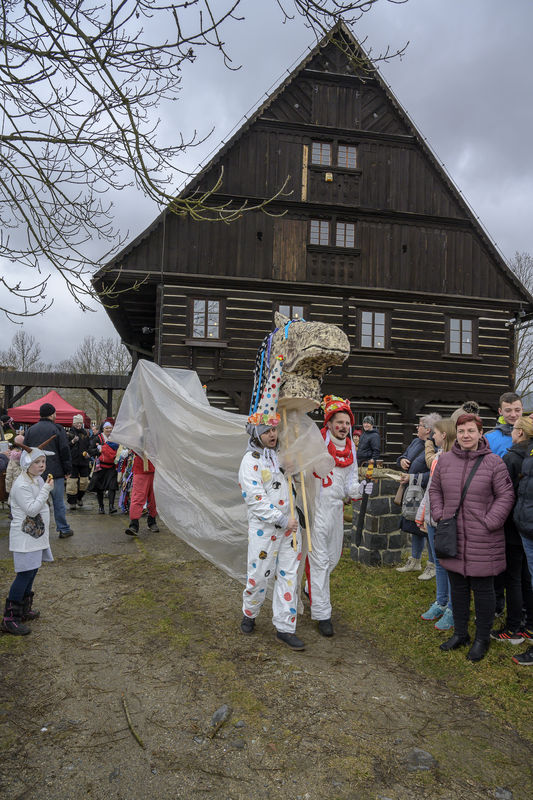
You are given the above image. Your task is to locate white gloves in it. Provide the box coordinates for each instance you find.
[361,480,374,496]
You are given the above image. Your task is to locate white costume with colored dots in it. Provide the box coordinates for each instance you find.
[239,444,301,633]
[308,431,363,621]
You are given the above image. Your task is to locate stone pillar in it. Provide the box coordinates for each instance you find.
[350,476,406,566]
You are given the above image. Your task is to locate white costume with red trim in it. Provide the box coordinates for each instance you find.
[239,444,302,632]
[308,429,363,621]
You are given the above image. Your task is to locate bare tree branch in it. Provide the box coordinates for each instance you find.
[509,251,533,397]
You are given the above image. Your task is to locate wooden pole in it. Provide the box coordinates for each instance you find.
[282,408,297,550]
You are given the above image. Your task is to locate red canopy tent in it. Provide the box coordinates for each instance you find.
[9,390,90,428]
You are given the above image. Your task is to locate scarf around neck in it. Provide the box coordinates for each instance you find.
[321,428,355,468]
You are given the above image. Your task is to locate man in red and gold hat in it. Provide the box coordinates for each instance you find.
[307,395,373,637]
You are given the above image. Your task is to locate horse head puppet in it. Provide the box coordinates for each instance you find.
[250,312,350,415]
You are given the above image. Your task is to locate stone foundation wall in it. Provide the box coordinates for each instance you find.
[350,476,407,566]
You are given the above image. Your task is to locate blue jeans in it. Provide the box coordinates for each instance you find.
[520,534,533,591]
[427,524,452,610]
[411,531,434,563]
[50,477,69,533]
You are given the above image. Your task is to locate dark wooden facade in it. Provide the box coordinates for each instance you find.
[94,23,533,458]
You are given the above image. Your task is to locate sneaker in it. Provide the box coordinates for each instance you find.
[420,602,444,621]
[396,557,421,573]
[512,645,533,665]
[489,626,524,644]
[58,529,74,538]
[520,628,533,640]
[418,563,436,581]
[275,631,305,650]
[434,607,454,631]
[240,616,255,635]
[317,619,334,637]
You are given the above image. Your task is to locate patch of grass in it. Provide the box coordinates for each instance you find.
[331,551,532,745]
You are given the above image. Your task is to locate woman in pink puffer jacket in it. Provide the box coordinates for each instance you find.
[429,413,514,662]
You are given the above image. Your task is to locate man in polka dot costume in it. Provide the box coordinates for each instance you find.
[238,418,304,650]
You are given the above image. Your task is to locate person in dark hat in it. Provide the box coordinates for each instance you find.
[24,403,73,538]
[357,415,381,463]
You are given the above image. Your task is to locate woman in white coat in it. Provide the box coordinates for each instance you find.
[1,440,55,635]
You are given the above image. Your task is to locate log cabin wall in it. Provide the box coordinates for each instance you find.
[94,24,533,458]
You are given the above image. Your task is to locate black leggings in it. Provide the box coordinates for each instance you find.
[447,571,495,640]
[8,568,38,604]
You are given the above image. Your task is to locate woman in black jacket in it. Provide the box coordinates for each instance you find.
[511,417,533,665]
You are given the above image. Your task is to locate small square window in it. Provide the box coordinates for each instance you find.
[310,219,329,245]
[335,222,356,248]
[276,303,306,321]
[311,141,332,166]
[338,144,357,169]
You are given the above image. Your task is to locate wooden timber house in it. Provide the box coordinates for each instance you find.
[94,22,533,458]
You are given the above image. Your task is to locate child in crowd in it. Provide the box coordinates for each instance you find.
[1,440,55,635]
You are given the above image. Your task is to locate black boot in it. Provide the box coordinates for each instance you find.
[276,631,305,650]
[77,492,84,508]
[1,599,31,636]
[125,519,139,536]
[318,619,334,637]
[467,638,490,662]
[22,592,40,621]
[108,491,117,514]
[67,495,77,510]
[240,616,255,634]
[147,515,159,532]
[97,491,105,514]
[440,633,471,651]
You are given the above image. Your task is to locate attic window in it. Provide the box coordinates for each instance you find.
[311,142,332,166]
[338,145,357,169]
[446,317,477,356]
[191,298,221,339]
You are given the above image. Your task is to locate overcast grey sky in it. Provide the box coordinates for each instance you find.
[4,0,533,363]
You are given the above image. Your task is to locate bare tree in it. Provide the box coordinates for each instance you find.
[509,251,533,397]
[0,329,44,371]
[0,0,405,319]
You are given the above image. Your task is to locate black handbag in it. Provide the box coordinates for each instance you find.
[434,455,485,559]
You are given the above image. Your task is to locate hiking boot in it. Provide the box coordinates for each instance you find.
[420,601,444,621]
[467,638,490,662]
[276,631,305,651]
[108,505,117,515]
[512,645,533,665]
[22,592,40,622]
[418,562,436,581]
[317,619,334,637]
[440,633,470,651]
[396,557,421,573]
[125,519,139,536]
[490,626,524,644]
[58,529,74,538]
[434,607,454,631]
[1,599,31,636]
[147,516,159,532]
[520,628,533,640]
[240,616,255,635]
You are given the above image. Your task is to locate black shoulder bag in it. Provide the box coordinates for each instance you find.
[434,455,485,559]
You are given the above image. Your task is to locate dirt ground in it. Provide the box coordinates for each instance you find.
[0,496,532,800]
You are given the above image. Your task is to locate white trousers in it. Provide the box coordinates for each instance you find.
[242,521,301,633]
[307,493,344,621]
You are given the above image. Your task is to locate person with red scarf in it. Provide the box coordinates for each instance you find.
[308,396,373,637]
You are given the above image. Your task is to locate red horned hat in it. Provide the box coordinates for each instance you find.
[322,395,354,427]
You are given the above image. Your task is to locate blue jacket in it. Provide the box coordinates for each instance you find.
[485,423,513,458]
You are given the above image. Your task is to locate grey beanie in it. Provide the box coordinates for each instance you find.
[363,415,375,425]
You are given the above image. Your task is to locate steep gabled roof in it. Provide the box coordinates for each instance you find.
[94,21,533,308]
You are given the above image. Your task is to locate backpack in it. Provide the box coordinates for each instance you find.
[401,474,425,521]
